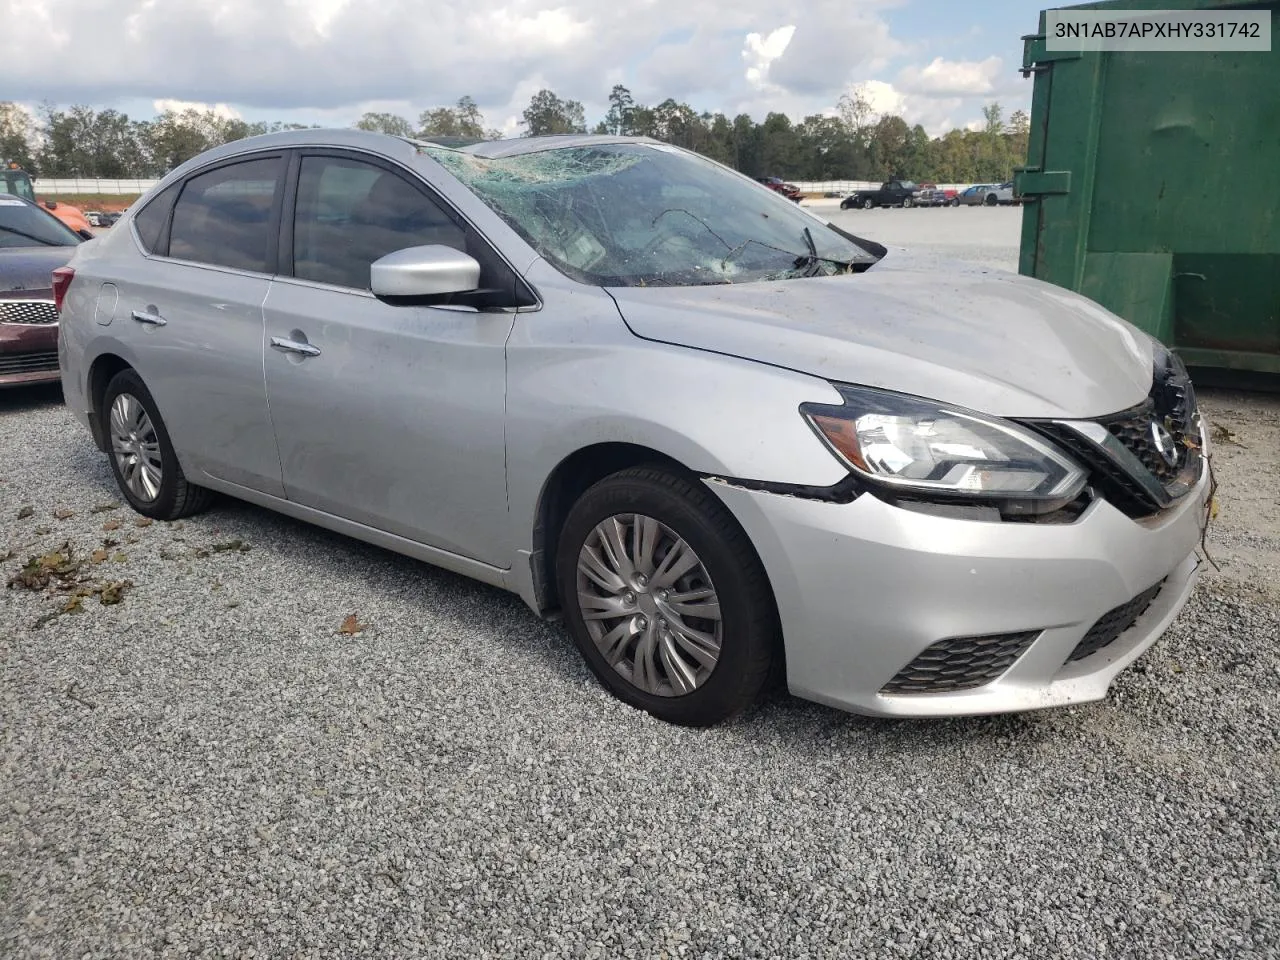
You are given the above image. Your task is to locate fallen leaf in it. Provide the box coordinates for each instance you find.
[90,503,120,514]
[135,518,153,528]
[1209,423,1238,445]
[52,508,75,520]
[91,549,109,564]
[211,539,251,553]
[1210,497,1220,520]
[102,537,119,549]
[62,595,84,614]
[112,552,128,563]
[102,519,121,531]
[99,580,133,605]
[339,615,365,636]
[16,505,34,520]
[34,526,51,536]
[7,542,83,591]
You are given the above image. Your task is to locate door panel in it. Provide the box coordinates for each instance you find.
[113,262,280,495]
[262,280,513,565]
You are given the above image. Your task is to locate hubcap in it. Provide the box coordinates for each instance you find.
[109,393,163,502]
[576,514,723,698]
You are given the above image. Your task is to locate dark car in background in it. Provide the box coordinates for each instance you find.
[755,176,803,202]
[0,196,83,387]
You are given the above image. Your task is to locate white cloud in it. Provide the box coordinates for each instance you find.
[153,99,242,119]
[897,56,1002,97]
[743,25,795,88]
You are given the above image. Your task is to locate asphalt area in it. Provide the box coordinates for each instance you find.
[3,206,1277,958]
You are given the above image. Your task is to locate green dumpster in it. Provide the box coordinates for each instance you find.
[1016,0,1280,375]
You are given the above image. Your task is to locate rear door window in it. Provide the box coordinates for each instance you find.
[168,157,284,273]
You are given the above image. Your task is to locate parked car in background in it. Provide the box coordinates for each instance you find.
[956,184,993,207]
[914,186,949,207]
[755,176,803,202]
[840,180,920,209]
[85,211,105,227]
[57,130,1210,727]
[0,195,83,387]
[983,182,1023,206]
[101,211,123,227]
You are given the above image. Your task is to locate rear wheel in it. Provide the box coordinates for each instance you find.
[903,197,914,208]
[556,466,779,726]
[101,369,213,521]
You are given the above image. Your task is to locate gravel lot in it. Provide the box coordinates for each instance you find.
[3,207,1278,959]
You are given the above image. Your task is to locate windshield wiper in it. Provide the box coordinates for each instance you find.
[0,225,62,247]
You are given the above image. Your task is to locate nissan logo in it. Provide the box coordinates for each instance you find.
[1150,421,1180,468]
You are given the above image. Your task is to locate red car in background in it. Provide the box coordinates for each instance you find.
[755,176,804,202]
[0,195,83,388]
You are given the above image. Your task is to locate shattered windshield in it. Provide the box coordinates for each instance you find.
[421,142,880,287]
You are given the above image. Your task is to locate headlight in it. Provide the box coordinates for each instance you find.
[800,384,1087,511]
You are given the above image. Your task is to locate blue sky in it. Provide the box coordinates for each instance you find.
[8,0,1054,135]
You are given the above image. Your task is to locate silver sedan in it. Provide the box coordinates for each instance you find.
[56,130,1211,726]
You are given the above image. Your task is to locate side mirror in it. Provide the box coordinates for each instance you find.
[77,229,94,241]
[370,245,480,300]
[44,200,58,210]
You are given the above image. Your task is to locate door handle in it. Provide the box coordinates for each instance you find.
[131,309,167,326]
[270,336,321,358]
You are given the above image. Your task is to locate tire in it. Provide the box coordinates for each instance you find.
[840,198,851,210]
[985,194,998,206]
[555,466,779,727]
[101,368,214,521]
[861,197,873,209]
[951,198,960,207]
[903,197,913,208]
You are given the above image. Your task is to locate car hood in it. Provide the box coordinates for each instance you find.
[606,247,1154,419]
[0,245,77,296]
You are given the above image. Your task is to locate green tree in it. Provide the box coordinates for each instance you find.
[520,90,586,136]
[354,112,415,137]
[0,102,38,173]
[604,85,634,136]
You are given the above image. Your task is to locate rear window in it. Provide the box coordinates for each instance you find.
[168,157,283,273]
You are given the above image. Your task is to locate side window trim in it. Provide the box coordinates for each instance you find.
[157,151,288,276]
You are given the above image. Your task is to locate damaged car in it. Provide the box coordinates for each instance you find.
[56,131,1211,726]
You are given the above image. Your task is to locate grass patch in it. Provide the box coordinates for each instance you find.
[37,193,142,211]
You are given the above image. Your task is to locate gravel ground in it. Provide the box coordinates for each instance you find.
[3,210,1278,959]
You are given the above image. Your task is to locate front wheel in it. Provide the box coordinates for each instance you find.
[903,197,913,208]
[985,194,998,206]
[556,467,779,726]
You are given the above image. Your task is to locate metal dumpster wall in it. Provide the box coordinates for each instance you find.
[1017,0,1280,374]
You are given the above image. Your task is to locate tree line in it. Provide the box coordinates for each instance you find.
[1,87,1030,185]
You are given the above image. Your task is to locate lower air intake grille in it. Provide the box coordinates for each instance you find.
[0,351,60,376]
[1067,580,1165,663]
[881,630,1040,695]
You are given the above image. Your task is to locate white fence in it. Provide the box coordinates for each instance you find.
[34,178,160,196]
[794,181,980,196]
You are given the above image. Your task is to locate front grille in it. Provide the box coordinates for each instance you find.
[1025,369,1201,519]
[1067,579,1165,663]
[881,630,1040,695]
[0,300,58,325]
[0,351,59,376]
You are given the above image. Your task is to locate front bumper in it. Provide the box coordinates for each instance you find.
[707,466,1210,718]
[0,322,60,388]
